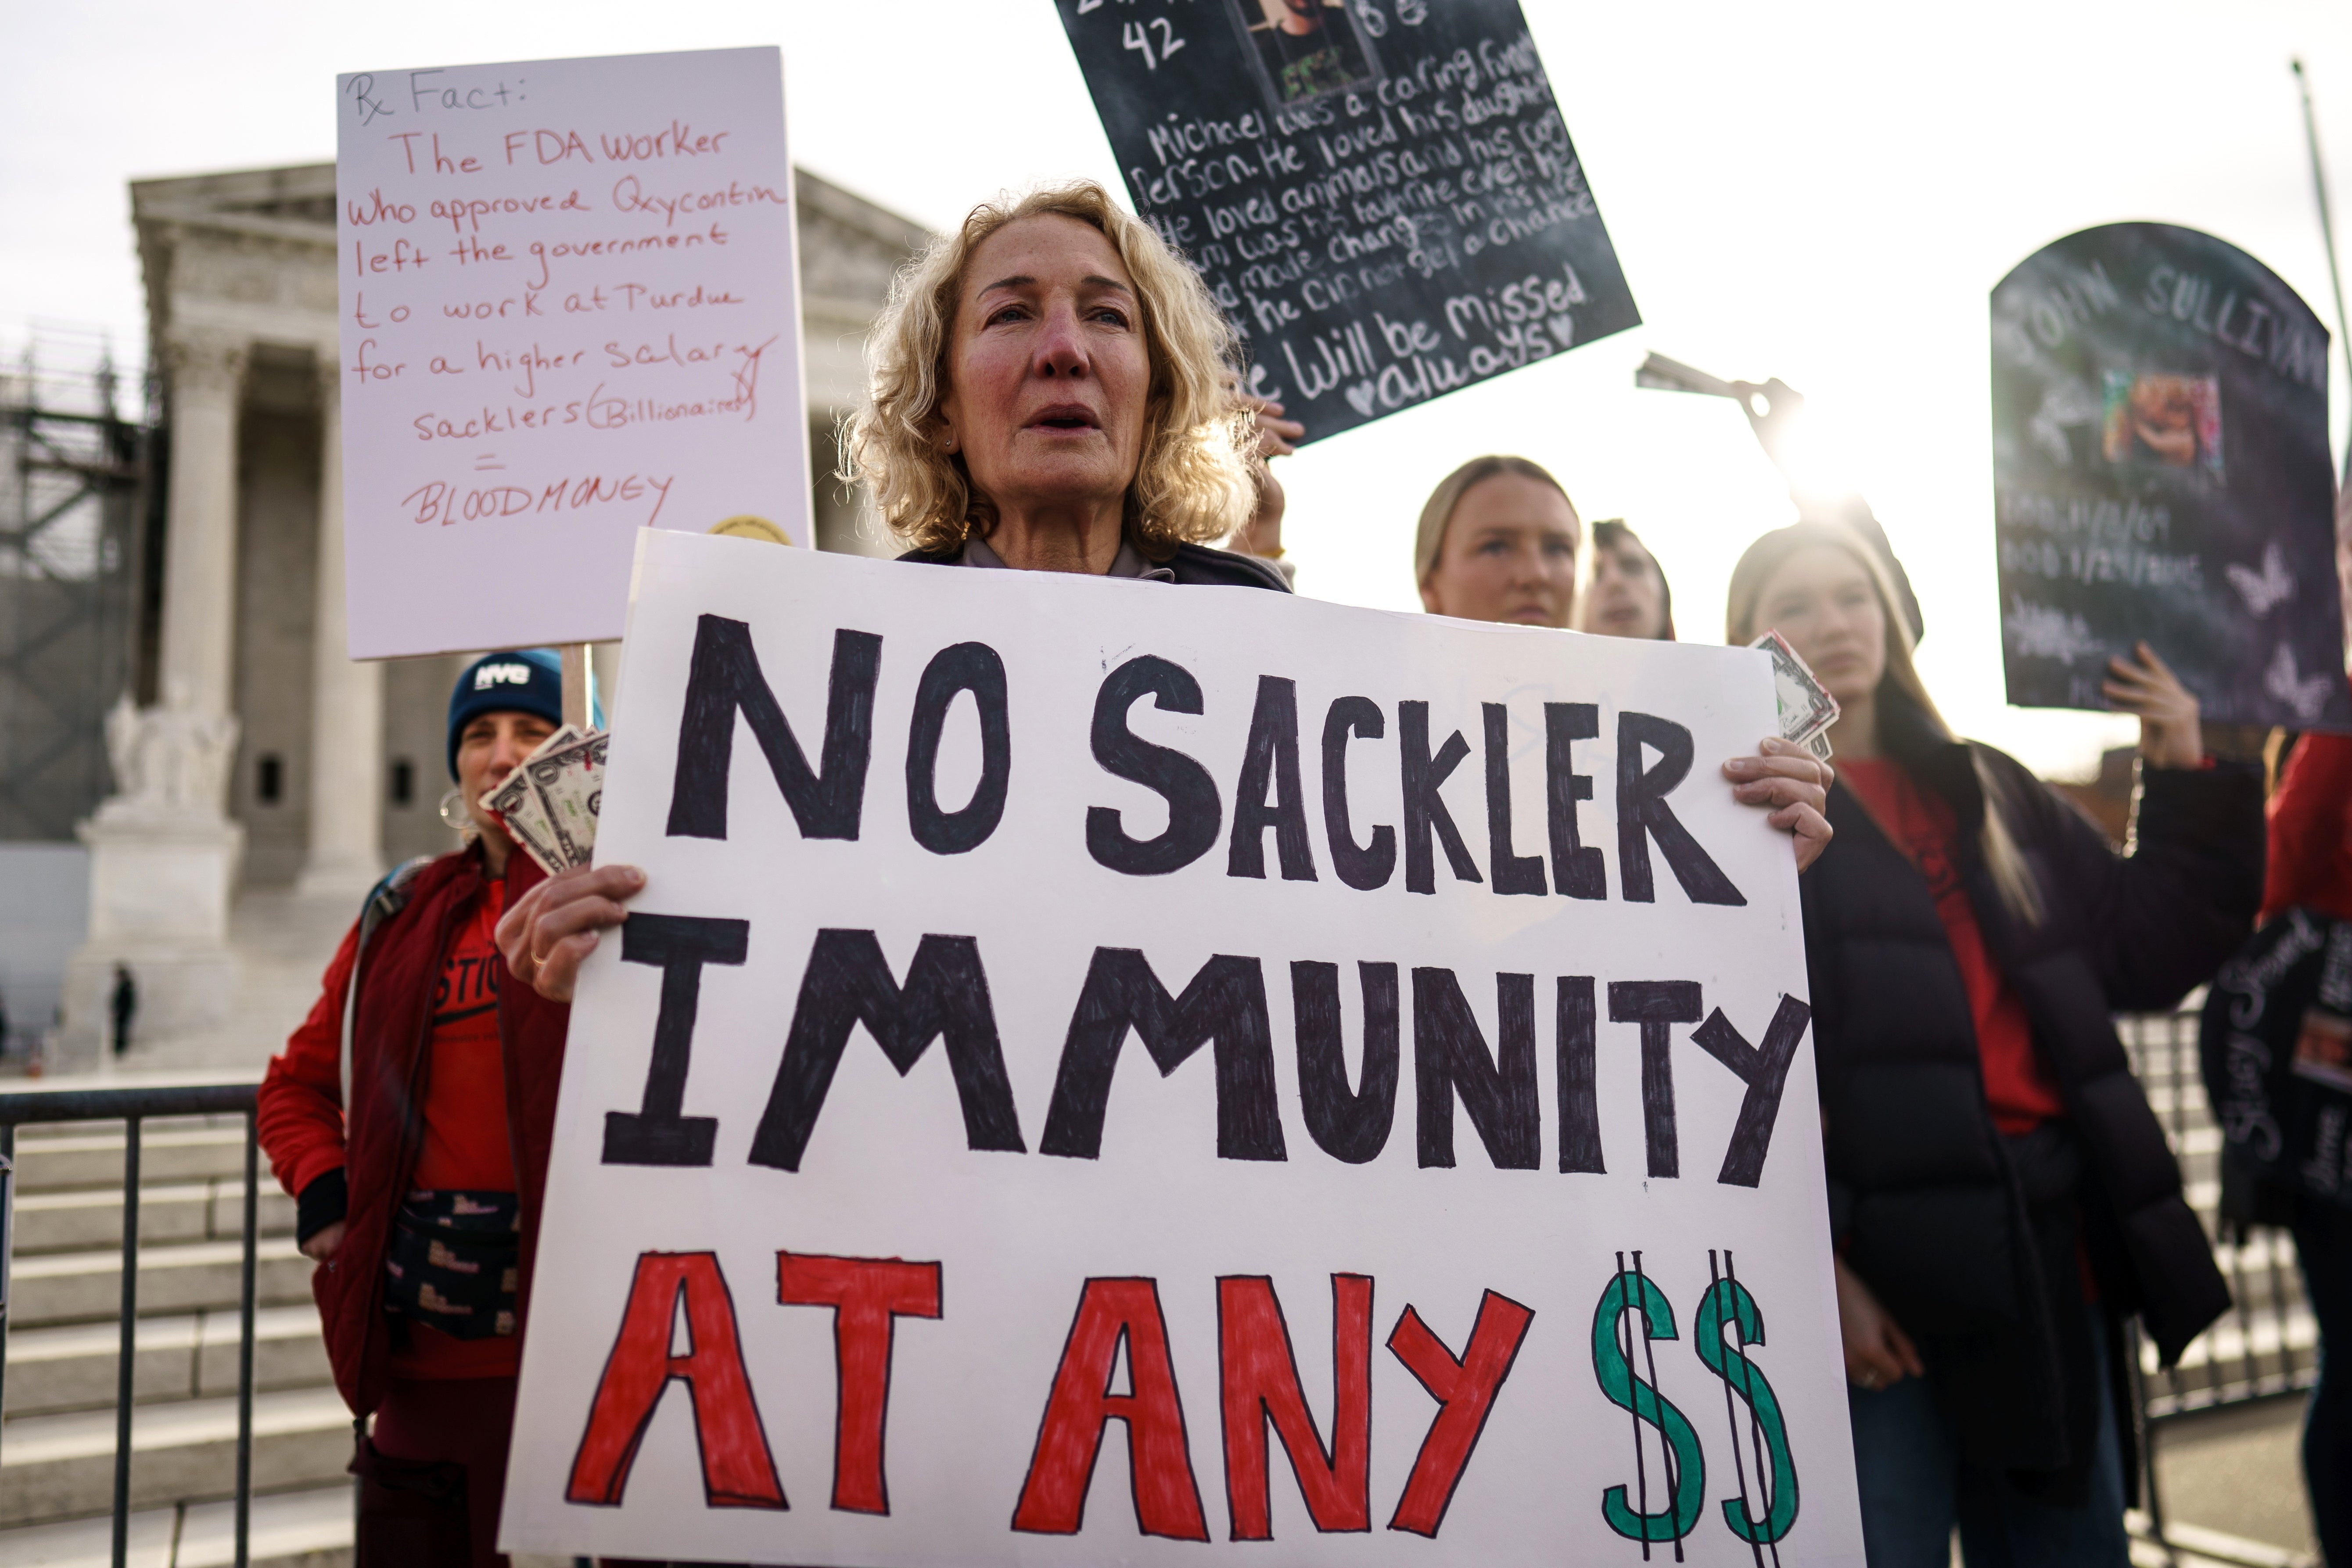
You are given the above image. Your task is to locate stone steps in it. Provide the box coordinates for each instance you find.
[0,1482,354,1568]
[6,1307,329,1417]
[6,1238,312,1330]
[2,1110,352,1545]
[10,1180,297,1256]
[9,1123,258,1195]
[0,1388,355,1529]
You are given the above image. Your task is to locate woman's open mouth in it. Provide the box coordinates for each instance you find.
[1027,404,1100,434]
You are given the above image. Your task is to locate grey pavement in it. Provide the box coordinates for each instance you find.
[2151,1396,2320,1562]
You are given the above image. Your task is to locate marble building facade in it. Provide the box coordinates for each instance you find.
[59,160,924,1052]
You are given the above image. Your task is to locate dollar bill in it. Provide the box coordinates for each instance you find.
[478,726,582,875]
[1749,629,1839,757]
[483,764,567,874]
[524,728,609,870]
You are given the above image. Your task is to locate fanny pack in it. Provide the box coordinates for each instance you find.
[382,1189,518,1341]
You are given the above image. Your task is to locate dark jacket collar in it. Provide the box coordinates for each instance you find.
[897,535,1291,593]
[954,530,1174,582]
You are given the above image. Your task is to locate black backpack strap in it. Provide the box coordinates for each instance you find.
[339,856,436,1111]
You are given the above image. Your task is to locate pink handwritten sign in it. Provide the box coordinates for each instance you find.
[335,47,808,659]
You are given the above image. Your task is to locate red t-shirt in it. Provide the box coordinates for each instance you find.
[1840,758,2065,1135]
[2263,689,2352,923]
[391,880,520,1380]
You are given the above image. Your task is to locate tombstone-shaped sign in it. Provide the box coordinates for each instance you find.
[1055,0,1639,443]
[1990,222,2348,730]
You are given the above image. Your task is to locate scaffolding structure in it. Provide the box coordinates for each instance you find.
[0,327,159,841]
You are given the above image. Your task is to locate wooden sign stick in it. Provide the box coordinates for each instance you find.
[560,644,592,732]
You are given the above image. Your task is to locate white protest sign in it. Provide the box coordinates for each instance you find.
[334,48,808,659]
[503,532,1864,1566]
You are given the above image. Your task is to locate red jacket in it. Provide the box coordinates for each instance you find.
[2263,693,2352,923]
[258,846,571,1414]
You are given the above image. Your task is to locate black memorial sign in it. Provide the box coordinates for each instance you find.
[1990,222,2348,730]
[1055,0,1639,442]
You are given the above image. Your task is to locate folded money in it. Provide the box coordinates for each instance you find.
[1749,629,1840,762]
[477,725,607,875]
[525,728,609,870]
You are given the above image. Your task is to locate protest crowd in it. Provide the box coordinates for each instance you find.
[208,25,2352,1568]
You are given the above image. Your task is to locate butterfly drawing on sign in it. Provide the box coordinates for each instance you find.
[2266,641,2335,722]
[2226,543,2295,617]
[2028,378,2102,466]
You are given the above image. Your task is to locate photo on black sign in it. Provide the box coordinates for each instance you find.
[2101,370,2223,480]
[1227,0,1379,109]
[1988,221,2349,730]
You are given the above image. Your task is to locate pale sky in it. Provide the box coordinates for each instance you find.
[6,0,2350,779]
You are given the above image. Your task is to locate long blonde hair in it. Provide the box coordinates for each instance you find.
[1413,454,1576,590]
[1727,521,2045,926]
[841,181,1257,557]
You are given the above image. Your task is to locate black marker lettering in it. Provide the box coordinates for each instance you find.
[666,616,878,841]
[1088,656,1222,876]
[1400,703,1482,895]
[1322,697,1396,891]
[1228,676,1318,882]
[603,914,750,1166]
[905,642,1011,855]
[1615,712,1744,906]
[748,930,1024,1171]
[1041,949,1286,1162]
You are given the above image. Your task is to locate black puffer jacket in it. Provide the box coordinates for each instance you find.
[1804,698,2257,1474]
[898,539,1293,592]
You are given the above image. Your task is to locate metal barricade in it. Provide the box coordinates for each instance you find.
[0,1084,261,1568]
[0,1026,2314,1567]
[2118,1008,2322,1568]
[2117,1008,2320,1416]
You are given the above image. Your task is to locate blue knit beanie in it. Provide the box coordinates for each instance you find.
[447,649,596,780]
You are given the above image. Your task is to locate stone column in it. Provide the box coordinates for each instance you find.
[59,329,249,1067]
[157,330,247,725]
[295,358,386,898]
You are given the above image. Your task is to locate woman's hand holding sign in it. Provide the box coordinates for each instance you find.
[499,864,644,1003]
[2102,640,2204,770]
[1725,737,1834,873]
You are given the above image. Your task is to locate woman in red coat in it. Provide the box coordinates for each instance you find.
[259,649,579,1567]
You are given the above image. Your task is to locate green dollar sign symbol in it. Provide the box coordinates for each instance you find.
[1590,1260,1706,1545]
[1695,1270,1799,1545]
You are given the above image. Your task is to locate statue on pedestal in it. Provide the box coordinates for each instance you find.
[63,684,248,1066]
[97,684,240,824]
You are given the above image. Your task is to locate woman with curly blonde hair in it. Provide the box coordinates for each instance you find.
[841,179,1294,586]
[500,182,1297,1008]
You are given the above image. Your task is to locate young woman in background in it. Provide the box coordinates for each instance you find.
[1579,517,1676,641]
[1726,519,2254,1566]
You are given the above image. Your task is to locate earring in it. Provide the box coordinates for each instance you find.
[438,788,470,831]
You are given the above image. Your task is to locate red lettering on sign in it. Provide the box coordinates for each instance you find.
[775,1252,943,1515]
[1383,1289,1534,1537]
[1219,1274,1372,1539]
[564,1252,786,1511]
[1011,1278,1209,1541]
